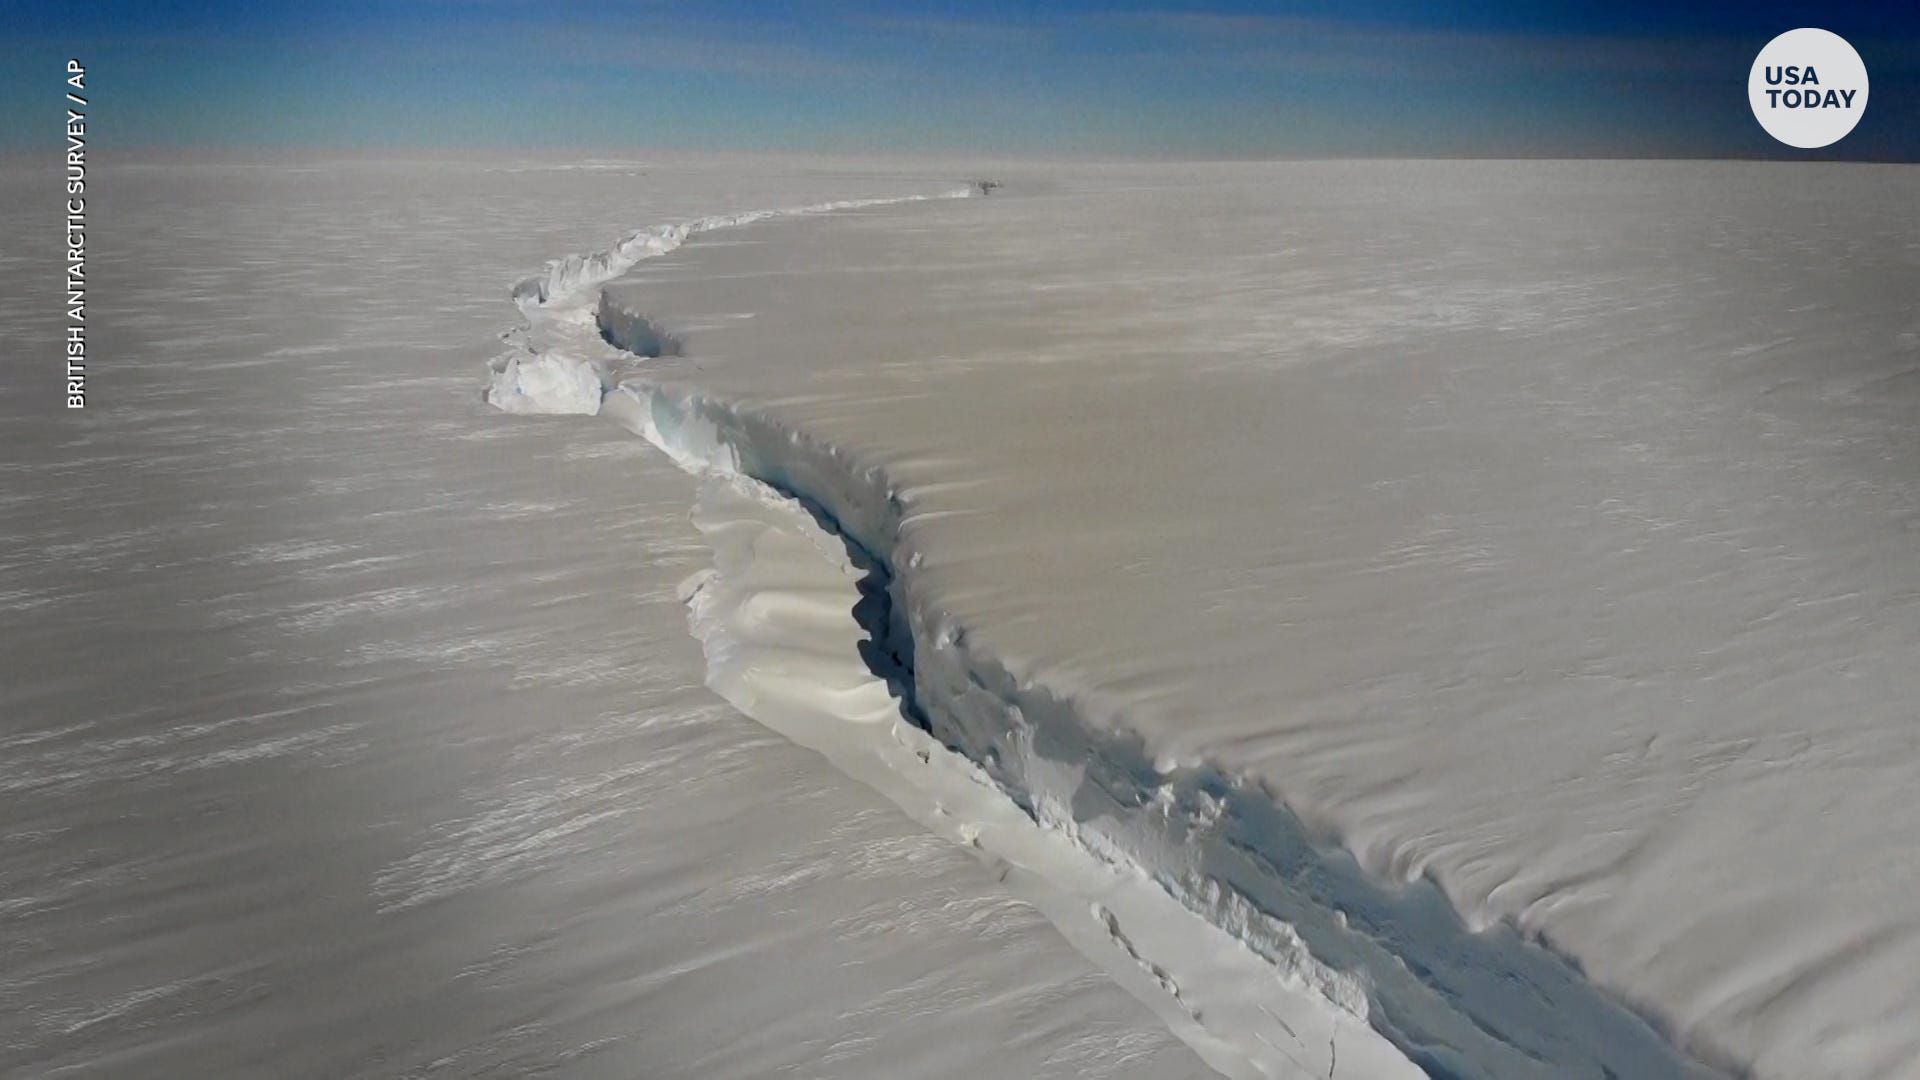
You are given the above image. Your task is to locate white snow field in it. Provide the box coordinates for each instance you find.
[0,157,1215,1078]
[495,159,1920,1079]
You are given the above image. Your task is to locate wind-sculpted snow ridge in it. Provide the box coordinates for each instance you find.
[486,189,970,417]
[592,309,1721,1080]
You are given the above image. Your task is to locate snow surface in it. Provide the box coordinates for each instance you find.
[0,156,1212,1078]
[528,160,1920,1079]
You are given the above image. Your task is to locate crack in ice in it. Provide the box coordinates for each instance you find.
[486,189,1728,1080]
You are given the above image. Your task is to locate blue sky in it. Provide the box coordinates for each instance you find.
[6,0,1917,159]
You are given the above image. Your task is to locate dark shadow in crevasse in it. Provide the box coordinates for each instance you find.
[772,483,927,732]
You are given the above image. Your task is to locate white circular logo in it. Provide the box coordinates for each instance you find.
[1749,29,1869,148]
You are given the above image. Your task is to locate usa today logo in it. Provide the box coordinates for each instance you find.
[1749,28,1869,148]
